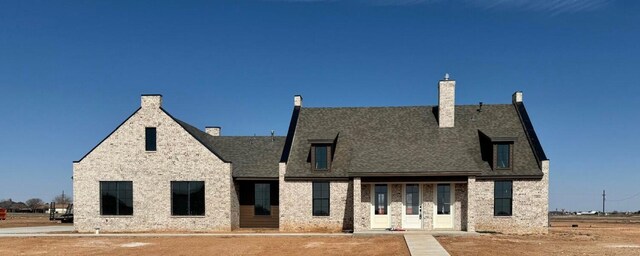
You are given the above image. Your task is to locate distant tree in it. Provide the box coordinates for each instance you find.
[53,193,72,204]
[25,198,45,209]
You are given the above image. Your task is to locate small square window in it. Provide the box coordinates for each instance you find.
[145,127,157,151]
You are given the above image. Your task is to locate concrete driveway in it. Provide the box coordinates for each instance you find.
[0,225,74,234]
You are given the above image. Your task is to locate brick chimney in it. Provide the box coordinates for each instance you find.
[512,91,523,103]
[205,126,221,136]
[294,95,303,107]
[141,94,162,109]
[438,74,455,128]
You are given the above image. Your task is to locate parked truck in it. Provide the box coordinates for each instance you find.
[49,202,73,223]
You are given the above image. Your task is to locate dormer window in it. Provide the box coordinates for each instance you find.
[311,144,332,171]
[495,143,512,169]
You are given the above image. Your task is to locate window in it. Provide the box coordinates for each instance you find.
[496,143,511,169]
[405,184,419,215]
[171,181,205,216]
[374,184,388,215]
[312,144,331,171]
[254,183,271,215]
[145,127,157,151]
[100,181,133,215]
[312,182,330,216]
[494,180,513,216]
[437,184,451,215]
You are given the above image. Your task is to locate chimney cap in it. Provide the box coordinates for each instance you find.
[444,73,450,80]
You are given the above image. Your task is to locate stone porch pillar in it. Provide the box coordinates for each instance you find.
[467,176,476,232]
[353,177,362,232]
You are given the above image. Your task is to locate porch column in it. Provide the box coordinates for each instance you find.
[353,177,362,232]
[467,176,476,232]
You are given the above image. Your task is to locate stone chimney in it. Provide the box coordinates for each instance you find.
[294,95,303,107]
[141,94,162,109]
[438,74,455,128]
[205,126,221,136]
[512,91,523,103]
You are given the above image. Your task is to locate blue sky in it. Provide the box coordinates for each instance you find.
[0,0,638,211]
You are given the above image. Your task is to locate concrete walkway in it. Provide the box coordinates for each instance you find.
[404,234,450,256]
[0,225,74,234]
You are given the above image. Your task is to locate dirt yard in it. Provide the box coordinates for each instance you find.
[438,216,640,256]
[0,213,70,228]
[0,235,409,256]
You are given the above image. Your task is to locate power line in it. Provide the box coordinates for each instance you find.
[607,191,640,202]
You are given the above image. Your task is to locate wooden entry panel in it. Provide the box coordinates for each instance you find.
[239,205,279,228]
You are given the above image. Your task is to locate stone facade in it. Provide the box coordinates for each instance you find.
[73,95,235,232]
[438,79,456,128]
[279,164,353,232]
[470,161,550,234]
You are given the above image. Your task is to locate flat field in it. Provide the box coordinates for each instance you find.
[0,213,70,228]
[438,216,640,256]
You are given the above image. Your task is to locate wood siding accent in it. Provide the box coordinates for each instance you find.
[239,205,279,228]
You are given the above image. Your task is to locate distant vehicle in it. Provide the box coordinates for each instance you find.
[0,208,6,220]
[49,202,73,223]
[576,211,598,215]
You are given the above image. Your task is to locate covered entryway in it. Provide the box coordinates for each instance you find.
[402,184,422,229]
[433,183,454,229]
[370,184,390,229]
[238,180,279,228]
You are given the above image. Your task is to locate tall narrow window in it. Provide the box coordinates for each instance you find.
[312,182,330,216]
[405,184,419,215]
[494,180,513,216]
[437,184,451,215]
[496,143,510,169]
[255,183,271,215]
[171,181,205,216]
[100,181,133,215]
[374,184,388,215]
[145,127,157,151]
[314,145,328,170]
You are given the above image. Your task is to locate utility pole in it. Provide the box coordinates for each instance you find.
[602,190,606,215]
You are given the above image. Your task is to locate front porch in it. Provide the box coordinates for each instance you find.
[352,176,474,232]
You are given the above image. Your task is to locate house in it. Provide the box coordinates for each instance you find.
[73,76,549,234]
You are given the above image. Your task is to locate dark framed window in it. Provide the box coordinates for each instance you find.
[145,127,157,151]
[437,184,451,215]
[374,184,388,215]
[312,182,330,216]
[312,144,331,171]
[100,181,133,215]
[171,181,205,216]
[254,183,271,215]
[494,180,513,216]
[496,143,511,169]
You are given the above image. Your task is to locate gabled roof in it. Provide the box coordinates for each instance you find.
[285,104,543,178]
[206,136,285,178]
[162,108,230,163]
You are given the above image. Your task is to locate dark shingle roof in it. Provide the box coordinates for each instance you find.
[285,104,543,178]
[208,136,285,178]
[165,109,284,178]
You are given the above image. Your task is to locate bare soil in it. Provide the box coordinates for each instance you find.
[437,216,640,256]
[0,213,70,228]
[0,235,409,256]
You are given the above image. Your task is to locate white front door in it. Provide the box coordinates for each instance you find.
[433,183,454,229]
[402,184,422,229]
[371,184,390,229]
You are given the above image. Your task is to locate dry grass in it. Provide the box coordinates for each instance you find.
[437,216,640,256]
